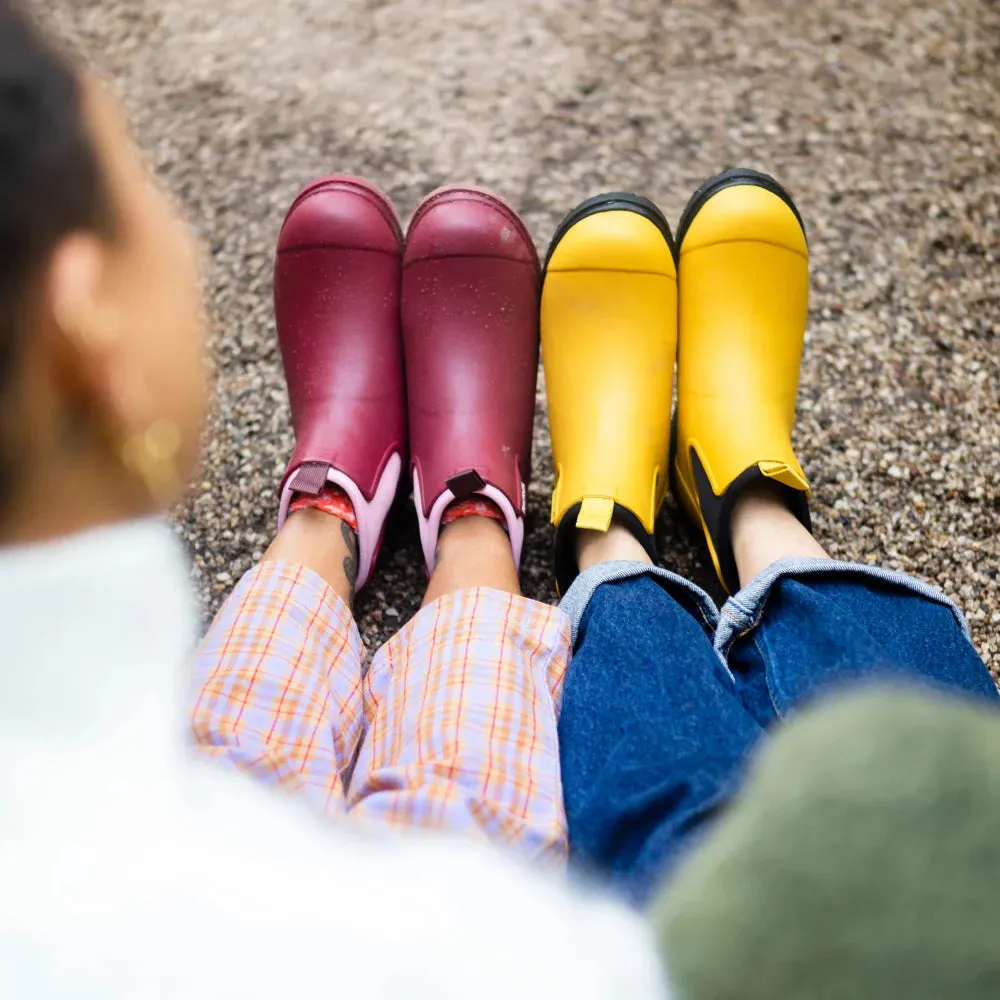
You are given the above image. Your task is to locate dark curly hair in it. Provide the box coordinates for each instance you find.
[0,1,113,506]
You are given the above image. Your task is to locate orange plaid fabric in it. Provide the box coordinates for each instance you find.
[350,588,570,863]
[191,561,362,816]
[190,561,572,862]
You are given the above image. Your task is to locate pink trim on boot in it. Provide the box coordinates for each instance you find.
[414,469,525,577]
[279,452,402,590]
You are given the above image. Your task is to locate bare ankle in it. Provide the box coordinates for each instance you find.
[423,516,519,606]
[730,484,826,589]
[435,515,509,561]
[265,507,357,607]
[576,522,653,574]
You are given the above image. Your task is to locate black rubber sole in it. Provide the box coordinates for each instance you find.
[674,167,806,251]
[543,191,676,272]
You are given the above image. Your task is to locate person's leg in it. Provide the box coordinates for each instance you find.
[668,168,996,733]
[348,188,571,862]
[540,190,766,904]
[420,515,520,606]
[191,175,407,814]
[557,526,763,906]
[557,495,998,907]
[717,486,999,724]
[191,506,365,816]
[205,180,564,859]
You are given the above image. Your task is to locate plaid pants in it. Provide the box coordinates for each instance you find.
[191,561,572,863]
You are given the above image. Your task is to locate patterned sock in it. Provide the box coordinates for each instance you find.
[441,496,507,531]
[288,483,358,533]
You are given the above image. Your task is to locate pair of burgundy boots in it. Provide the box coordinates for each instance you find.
[274,177,540,590]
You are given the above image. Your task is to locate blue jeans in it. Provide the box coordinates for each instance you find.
[557,557,998,907]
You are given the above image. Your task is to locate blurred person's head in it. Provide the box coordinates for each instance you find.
[0,0,205,546]
[655,687,1000,999]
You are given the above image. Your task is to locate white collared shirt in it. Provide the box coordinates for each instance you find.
[0,519,666,998]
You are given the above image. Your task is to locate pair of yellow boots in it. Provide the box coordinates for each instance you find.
[542,168,812,594]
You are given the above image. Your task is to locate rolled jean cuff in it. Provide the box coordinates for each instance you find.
[714,555,973,660]
[559,559,718,646]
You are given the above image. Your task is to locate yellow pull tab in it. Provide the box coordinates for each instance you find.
[758,461,809,494]
[575,497,615,532]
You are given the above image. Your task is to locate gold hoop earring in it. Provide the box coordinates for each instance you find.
[120,418,182,505]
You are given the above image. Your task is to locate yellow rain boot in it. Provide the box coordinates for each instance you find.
[541,194,677,594]
[673,168,812,593]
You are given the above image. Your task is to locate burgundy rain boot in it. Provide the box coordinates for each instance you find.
[402,187,541,573]
[274,176,406,590]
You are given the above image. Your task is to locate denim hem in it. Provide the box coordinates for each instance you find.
[713,555,973,660]
[559,560,719,647]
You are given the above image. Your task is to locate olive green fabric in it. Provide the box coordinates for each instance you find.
[655,688,1000,999]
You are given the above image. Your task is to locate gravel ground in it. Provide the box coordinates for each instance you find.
[50,0,999,671]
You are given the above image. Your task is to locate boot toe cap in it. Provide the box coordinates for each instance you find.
[278,177,402,255]
[546,211,676,277]
[680,185,807,257]
[405,189,539,268]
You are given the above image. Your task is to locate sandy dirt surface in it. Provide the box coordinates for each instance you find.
[49,0,999,671]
